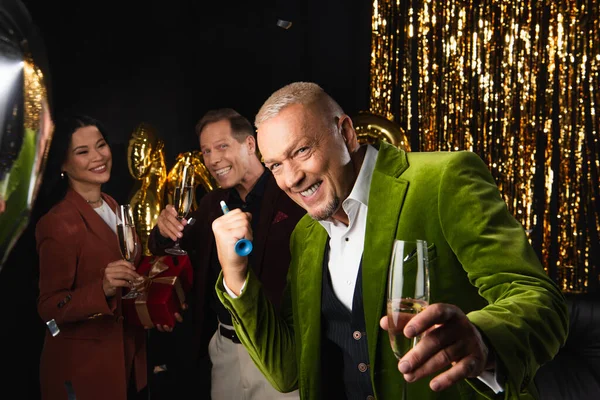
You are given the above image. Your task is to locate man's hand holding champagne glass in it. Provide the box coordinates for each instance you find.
[160,164,195,256]
[379,240,494,392]
[165,165,195,256]
[154,164,195,330]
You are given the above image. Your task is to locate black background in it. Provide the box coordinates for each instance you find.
[0,0,371,397]
[25,0,371,202]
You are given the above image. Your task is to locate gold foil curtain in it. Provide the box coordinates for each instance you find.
[370,0,600,293]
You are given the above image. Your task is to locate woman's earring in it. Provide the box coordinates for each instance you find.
[60,171,65,179]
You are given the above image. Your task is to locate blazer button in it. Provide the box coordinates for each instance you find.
[353,331,362,340]
[358,363,368,373]
[367,396,375,400]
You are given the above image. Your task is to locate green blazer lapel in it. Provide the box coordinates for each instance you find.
[363,141,410,372]
[294,218,328,396]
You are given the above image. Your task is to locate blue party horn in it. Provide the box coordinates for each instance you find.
[220,201,253,256]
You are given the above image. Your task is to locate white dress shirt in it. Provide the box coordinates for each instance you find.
[317,145,377,311]
[93,200,117,233]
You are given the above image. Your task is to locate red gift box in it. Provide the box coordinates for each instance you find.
[122,255,193,328]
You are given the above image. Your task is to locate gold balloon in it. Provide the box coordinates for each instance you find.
[166,151,216,211]
[352,112,410,151]
[127,123,167,256]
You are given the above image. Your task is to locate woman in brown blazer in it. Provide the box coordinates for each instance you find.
[35,115,147,400]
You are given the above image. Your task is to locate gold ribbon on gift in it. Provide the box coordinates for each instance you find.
[133,257,186,327]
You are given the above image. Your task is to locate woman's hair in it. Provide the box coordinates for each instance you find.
[34,114,109,218]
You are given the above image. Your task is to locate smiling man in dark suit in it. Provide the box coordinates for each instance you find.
[148,108,304,400]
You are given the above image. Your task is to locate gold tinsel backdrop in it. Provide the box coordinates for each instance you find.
[370,0,599,294]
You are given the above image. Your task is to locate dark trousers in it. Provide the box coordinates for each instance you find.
[128,385,148,400]
[148,354,211,399]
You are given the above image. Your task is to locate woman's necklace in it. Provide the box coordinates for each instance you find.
[87,198,103,206]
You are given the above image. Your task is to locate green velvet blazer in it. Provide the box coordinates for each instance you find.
[217,141,568,400]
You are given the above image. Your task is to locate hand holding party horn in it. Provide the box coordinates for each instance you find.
[220,201,253,256]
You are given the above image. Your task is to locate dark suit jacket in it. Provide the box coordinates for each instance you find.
[36,188,146,400]
[148,171,306,358]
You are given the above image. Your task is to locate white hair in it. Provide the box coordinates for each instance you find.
[255,82,343,128]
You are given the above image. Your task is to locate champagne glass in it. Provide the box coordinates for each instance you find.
[387,239,430,359]
[116,204,140,299]
[165,164,195,256]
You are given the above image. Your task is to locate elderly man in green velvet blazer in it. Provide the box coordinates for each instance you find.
[211,82,568,400]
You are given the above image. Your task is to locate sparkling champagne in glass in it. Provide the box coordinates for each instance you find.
[116,204,140,299]
[165,164,194,256]
[387,239,430,359]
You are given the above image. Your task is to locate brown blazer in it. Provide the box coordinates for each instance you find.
[36,188,146,400]
[148,171,306,358]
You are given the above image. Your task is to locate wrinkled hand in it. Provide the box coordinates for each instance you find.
[102,260,141,298]
[379,303,492,392]
[155,303,188,332]
[156,204,187,241]
[211,208,253,295]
